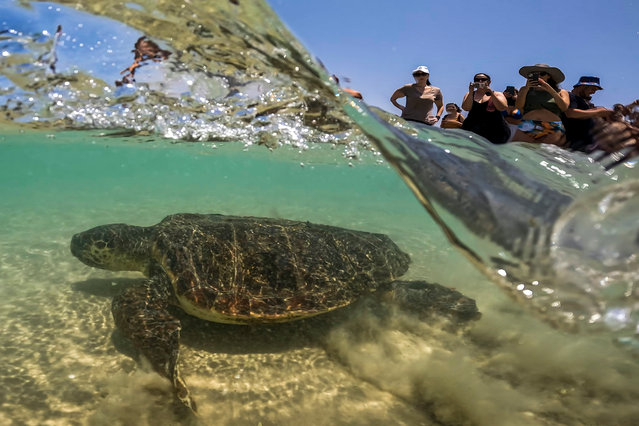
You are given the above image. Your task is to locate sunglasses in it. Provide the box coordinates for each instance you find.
[413,72,428,77]
[473,77,489,82]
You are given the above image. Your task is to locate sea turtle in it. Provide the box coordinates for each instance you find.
[70,213,479,411]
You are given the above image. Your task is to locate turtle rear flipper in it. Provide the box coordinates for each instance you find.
[112,279,197,412]
[389,280,481,322]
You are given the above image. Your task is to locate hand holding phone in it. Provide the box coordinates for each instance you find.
[527,72,541,87]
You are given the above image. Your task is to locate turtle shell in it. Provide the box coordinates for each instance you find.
[150,214,410,323]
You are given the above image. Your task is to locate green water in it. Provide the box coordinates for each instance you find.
[3,0,639,422]
[1,130,638,425]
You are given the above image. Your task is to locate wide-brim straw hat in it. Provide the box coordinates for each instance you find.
[518,64,565,83]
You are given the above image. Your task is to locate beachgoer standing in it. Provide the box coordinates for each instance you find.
[441,103,465,129]
[561,76,614,152]
[390,66,444,125]
[502,86,522,141]
[460,73,510,144]
[502,86,522,125]
[512,64,570,146]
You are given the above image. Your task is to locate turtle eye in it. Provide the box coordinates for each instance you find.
[94,240,108,250]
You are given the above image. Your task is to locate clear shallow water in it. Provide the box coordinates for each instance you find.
[1,0,639,424]
[1,131,639,425]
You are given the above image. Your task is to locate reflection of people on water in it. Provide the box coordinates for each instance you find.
[390,66,444,126]
[512,64,570,146]
[440,103,464,129]
[461,73,510,144]
[116,36,172,86]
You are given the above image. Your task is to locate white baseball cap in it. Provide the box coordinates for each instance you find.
[412,66,430,75]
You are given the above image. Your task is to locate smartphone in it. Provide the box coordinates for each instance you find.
[473,82,486,89]
[528,72,541,81]
[528,73,541,87]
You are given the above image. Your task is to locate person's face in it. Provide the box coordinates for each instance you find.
[574,85,599,100]
[413,72,429,81]
[613,105,627,115]
[474,74,490,87]
[446,105,456,113]
[528,71,550,81]
[527,71,550,89]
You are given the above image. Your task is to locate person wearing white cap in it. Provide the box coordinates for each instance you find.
[390,66,444,126]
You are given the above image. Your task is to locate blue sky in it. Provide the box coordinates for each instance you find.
[268,0,639,114]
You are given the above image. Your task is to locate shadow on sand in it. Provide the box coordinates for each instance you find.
[71,277,365,356]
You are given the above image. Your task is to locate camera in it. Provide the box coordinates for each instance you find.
[473,82,486,89]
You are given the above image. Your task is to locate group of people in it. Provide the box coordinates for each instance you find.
[390,64,639,153]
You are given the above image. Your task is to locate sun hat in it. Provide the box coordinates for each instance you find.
[518,64,565,83]
[412,66,430,75]
[573,76,603,90]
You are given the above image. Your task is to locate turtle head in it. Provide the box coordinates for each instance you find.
[70,224,152,273]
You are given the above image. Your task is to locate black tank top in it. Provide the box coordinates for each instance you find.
[461,99,511,144]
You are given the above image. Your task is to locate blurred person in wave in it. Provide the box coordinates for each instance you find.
[332,75,363,100]
[440,103,465,129]
[460,73,510,144]
[612,99,639,126]
[592,99,639,159]
[512,64,570,146]
[390,66,444,126]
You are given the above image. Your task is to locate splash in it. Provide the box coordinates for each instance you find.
[340,96,639,337]
[0,0,368,155]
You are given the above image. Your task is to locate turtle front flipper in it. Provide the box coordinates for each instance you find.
[111,278,197,413]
